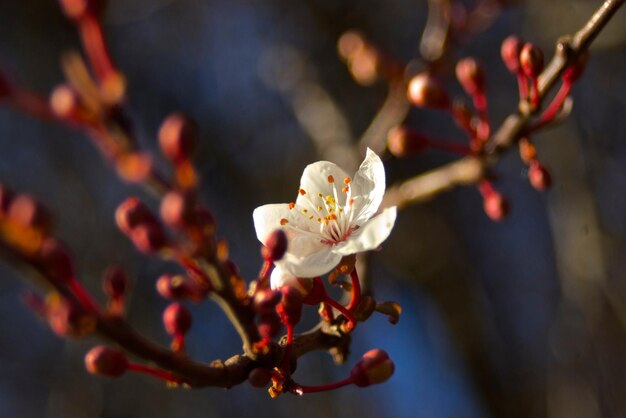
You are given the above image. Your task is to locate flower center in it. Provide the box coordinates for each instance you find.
[280,175,357,245]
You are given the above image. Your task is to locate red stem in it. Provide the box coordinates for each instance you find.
[68,278,101,314]
[299,377,354,394]
[257,260,273,289]
[127,362,183,384]
[78,15,116,81]
[477,180,496,198]
[348,269,361,311]
[322,295,356,331]
[516,72,529,100]
[427,139,472,155]
[531,76,540,108]
[530,80,573,132]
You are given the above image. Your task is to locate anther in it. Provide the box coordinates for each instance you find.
[280,218,288,226]
[298,189,306,195]
[327,175,335,183]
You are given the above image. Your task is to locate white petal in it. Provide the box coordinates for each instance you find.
[270,266,310,294]
[349,148,386,224]
[332,206,397,256]
[277,246,343,278]
[252,203,292,244]
[297,160,351,208]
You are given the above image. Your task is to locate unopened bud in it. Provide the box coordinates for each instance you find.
[257,312,282,340]
[350,349,395,387]
[48,299,96,337]
[518,138,537,164]
[501,36,522,73]
[253,289,282,314]
[39,238,74,284]
[156,274,207,301]
[160,191,194,229]
[528,162,552,191]
[103,266,128,298]
[520,43,544,78]
[85,346,128,377]
[348,48,379,86]
[337,30,366,61]
[483,193,509,221]
[8,194,51,232]
[115,197,159,235]
[163,302,192,336]
[407,73,450,109]
[116,153,153,184]
[261,229,288,261]
[456,58,485,96]
[279,286,303,325]
[130,223,167,254]
[158,113,198,164]
[387,126,429,157]
[50,84,81,118]
[248,367,273,388]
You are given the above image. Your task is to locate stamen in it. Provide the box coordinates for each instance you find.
[308,215,314,220]
[317,192,323,198]
[288,202,295,210]
[327,175,335,183]
[302,209,308,214]
[299,189,306,195]
[280,218,288,225]
[344,177,351,184]
[328,214,337,221]
[342,186,349,193]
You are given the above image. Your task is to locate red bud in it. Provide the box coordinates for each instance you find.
[520,43,544,78]
[456,58,485,96]
[163,303,192,336]
[483,193,509,221]
[528,162,552,191]
[160,191,194,229]
[501,36,522,73]
[130,223,167,254]
[85,345,128,377]
[158,113,198,164]
[103,266,128,298]
[407,73,450,109]
[350,349,395,387]
[115,197,159,235]
[387,126,429,157]
[261,229,288,261]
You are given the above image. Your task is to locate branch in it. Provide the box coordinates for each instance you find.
[384,0,624,209]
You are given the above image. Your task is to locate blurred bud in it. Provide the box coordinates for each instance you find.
[348,48,379,86]
[501,36,522,73]
[407,73,450,109]
[50,84,81,118]
[85,345,128,377]
[0,183,14,215]
[350,349,395,387]
[257,312,282,340]
[280,286,303,326]
[39,238,74,284]
[115,197,159,235]
[483,193,509,221]
[387,126,429,157]
[116,153,153,184]
[563,51,589,82]
[156,274,208,301]
[528,162,552,191]
[337,30,366,61]
[248,367,273,388]
[520,43,544,78]
[160,191,194,229]
[158,113,198,164]
[253,289,282,314]
[518,138,537,164]
[58,0,89,19]
[8,194,51,232]
[48,299,96,337]
[99,71,126,106]
[163,302,192,336]
[130,223,167,254]
[103,266,128,299]
[456,58,485,96]
[261,229,288,261]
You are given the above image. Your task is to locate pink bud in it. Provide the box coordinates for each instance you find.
[456,57,485,96]
[528,162,552,191]
[350,349,395,387]
[261,229,288,261]
[163,303,192,336]
[407,73,450,109]
[160,191,194,229]
[158,113,198,164]
[8,194,51,232]
[387,126,429,157]
[483,193,509,221]
[130,223,167,254]
[85,346,128,377]
[501,36,522,73]
[279,286,303,326]
[115,197,159,235]
[102,266,128,298]
[520,43,544,78]
[48,299,96,337]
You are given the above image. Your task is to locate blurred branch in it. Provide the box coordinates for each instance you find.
[383,0,625,209]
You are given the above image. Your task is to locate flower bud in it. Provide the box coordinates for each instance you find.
[483,193,509,221]
[50,84,81,119]
[279,286,303,326]
[253,289,282,314]
[348,47,379,86]
[116,153,153,184]
[131,223,167,254]
[528,162,552,191]
[156,274,207,301]
[58,0,107,20]
[350,349,395,387]
[48,299,96,337]
[257,311,282,340]
[163,302,192,336]
[520,43,544,78]
[261,229,288,261]
[8,194,51,232]
[85,346,128,377]
[158,113,198,164]
[387,126,429,157]
[518,138,537,164]
[39,238,74,284]
[456,58,485,96]
[0,183,14,215]
[337,30,366,61]
[248,367,273,388]
[102,266,128,298]
[160,191,194,229]
[501,36,522,73]
[115,197,159,235]
[407,73,450,109]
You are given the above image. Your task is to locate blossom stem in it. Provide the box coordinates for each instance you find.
[322,295,356,332]
[348,269,361,311]
[127,362,184,384]
[530,79,573,132]
[517,72,529,100]
[530,76,540,108]
[68,278,101,314]
[257,260,274,289]
[77,14,116,81]
[298,377,354,394]
[280,323,295,376]
[427,139,472,155]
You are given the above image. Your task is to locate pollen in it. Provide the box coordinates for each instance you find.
[317,206,323,211]
[308,215,314,220]
[327,175,335,183]
[344,177,351,184]
[288,202,295,210]
[302,209,308,214]
[299,189,306,195]
[318,192,323,198]
[328,214,337,220]
[280,218,289,225]
[342,186,349,193]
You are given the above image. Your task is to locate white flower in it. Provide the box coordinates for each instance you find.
[253,148,397,278]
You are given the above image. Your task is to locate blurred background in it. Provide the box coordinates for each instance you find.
[0,0,625,417]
